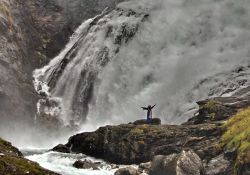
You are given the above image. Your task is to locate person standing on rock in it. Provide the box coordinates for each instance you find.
[141,104,156,122]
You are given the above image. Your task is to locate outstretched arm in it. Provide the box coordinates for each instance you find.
[152,104,156,109]
[141,107,147,110]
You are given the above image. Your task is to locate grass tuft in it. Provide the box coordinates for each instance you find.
[221,107,250,174]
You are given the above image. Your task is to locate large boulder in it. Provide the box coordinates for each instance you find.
[149,150,204,175]
[176,150,204,175]
[149,154,178,175]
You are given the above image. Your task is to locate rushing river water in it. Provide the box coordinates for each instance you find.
[21,148,124,175]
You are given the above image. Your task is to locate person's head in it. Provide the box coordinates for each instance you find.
[148,105,151,108]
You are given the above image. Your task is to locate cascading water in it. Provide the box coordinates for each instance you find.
[33,5,147,129]
[34,0,250,130]
[27,0,250,174]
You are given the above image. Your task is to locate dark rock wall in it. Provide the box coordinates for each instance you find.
[0,0,123,137]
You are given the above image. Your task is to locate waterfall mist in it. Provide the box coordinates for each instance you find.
[26,0,250,146]
[85,0,250,126]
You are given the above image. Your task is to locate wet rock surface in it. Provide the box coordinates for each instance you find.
[51,144,70,153]
[73,159,99,170]
[52,96,250,174]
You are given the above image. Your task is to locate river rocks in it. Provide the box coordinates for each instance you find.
[52,144,70,153]
[133,118,161,125]
[149,154,179,175]
[176,150,204,175]
[115,166,139,175]
[139,162,151,173]
[73,159,99,170]
[205,154,232,175]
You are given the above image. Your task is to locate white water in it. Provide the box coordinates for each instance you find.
[22,148,122,175]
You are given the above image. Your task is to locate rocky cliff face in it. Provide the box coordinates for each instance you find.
[0,0,123,139]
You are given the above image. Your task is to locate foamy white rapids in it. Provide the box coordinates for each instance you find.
[34,0,250,129]
[23,148,125,175]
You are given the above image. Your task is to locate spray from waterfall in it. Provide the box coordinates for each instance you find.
[33,0,250,134]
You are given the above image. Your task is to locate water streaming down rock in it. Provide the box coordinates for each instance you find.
[33,4,148,129]
[34,0,250,130]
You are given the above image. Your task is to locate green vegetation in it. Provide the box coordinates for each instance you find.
[130,125,162,135]
[131,128,144,134]
[0,138,57,174]
[200,100,219,119]
[0,156,56,175]
[203,100,218,111]
[221,107,250,174]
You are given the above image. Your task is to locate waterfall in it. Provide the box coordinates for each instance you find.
[33,0,250,130]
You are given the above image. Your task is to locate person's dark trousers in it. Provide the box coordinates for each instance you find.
[147,116,152,122]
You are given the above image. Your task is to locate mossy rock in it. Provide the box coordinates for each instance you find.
[0,155,58,175]
[0,138,22,157]
[0,138,58,175]
[221,107,250,175]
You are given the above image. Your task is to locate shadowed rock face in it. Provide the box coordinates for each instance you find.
[53,116,222,164]
[0,0,124,137]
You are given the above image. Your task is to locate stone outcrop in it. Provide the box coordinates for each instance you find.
[52,96,250,175]
[53,119,222,164]
[0,137,58,174]
[185,96,250,125]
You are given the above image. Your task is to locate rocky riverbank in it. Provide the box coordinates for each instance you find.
[52,96,250,175]
[0,138,58,175]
